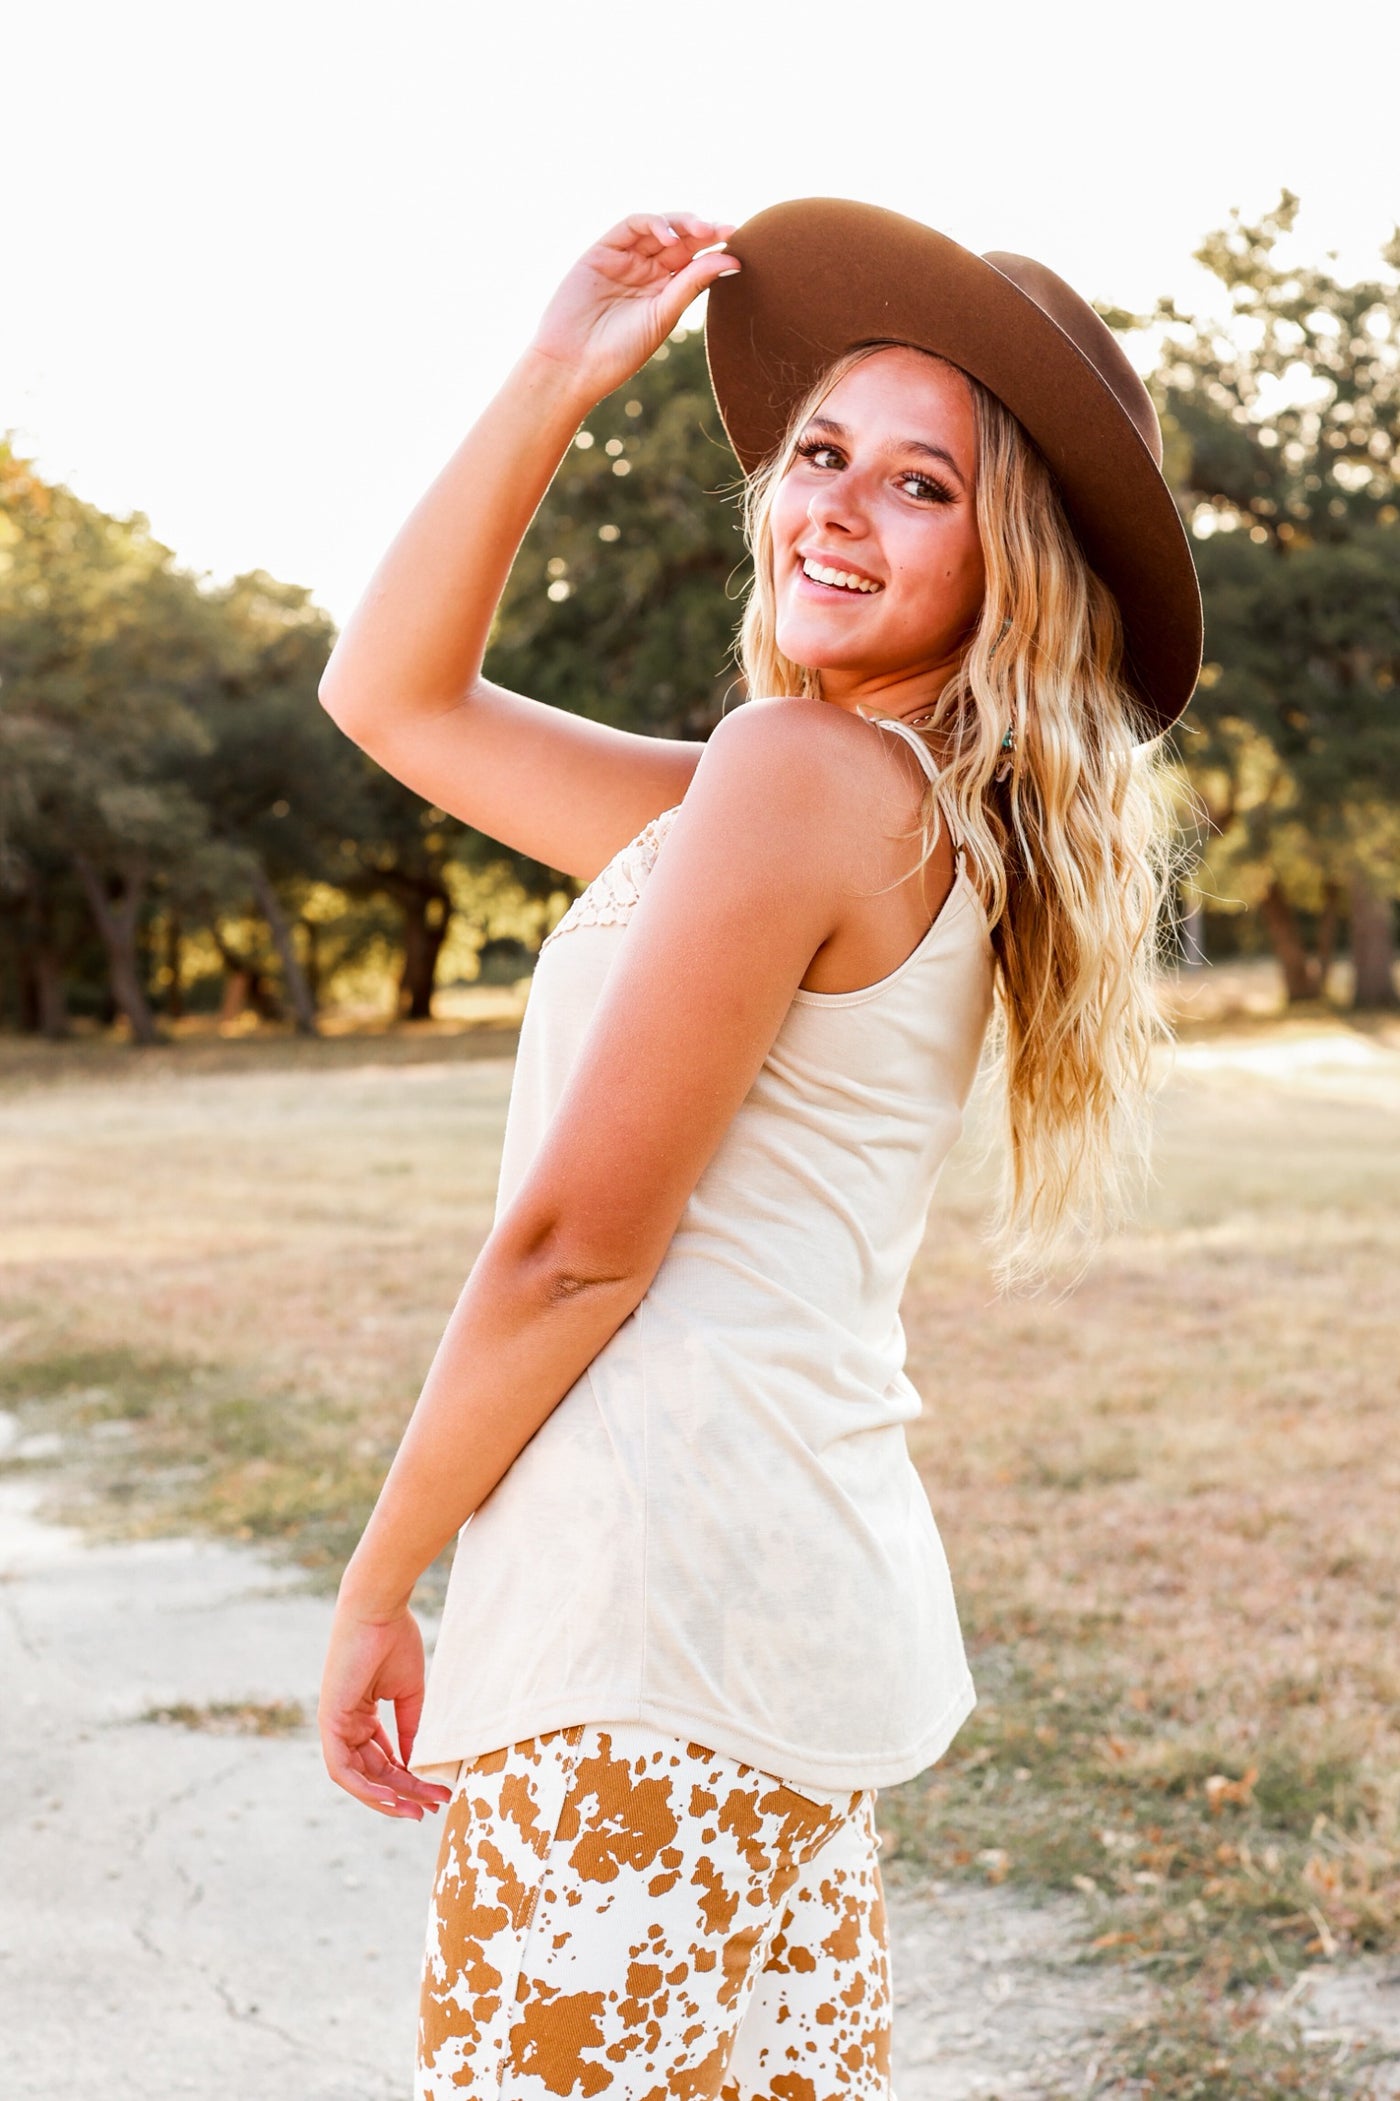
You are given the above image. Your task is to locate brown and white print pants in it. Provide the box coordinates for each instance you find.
[416,1719,894,2100]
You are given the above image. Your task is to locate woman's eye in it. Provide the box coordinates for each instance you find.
[794,440,953,504]
[901,472,954,504]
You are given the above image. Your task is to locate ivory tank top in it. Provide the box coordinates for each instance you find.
[409,715,997,1791]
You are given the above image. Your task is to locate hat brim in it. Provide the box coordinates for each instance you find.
[703,198,1202,737]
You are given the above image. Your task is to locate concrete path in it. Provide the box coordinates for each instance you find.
[0,1465,1153,2100]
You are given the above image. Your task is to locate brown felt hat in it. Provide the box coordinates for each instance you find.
[703,197,1203,737]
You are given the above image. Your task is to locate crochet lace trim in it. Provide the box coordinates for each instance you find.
[539,805,682,954]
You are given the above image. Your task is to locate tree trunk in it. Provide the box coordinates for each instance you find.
[212,926,281,1025]
[21,887,70,1038]
[300,917,321,1009]
[248,861,318,1036]
[218,966,254,1024]
[31,945,69,1038]
[397,886,451,1021]
[10,936,41,1032]
[165,912,185,1020]
[1350,871,1398,1009]
[14,948,40,1033]
[1314,880,1342,1001]
[1259,880,1319,1004]
[72,853,159,1044]
[214,926,251,1023]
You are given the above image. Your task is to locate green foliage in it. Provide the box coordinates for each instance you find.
[484,328,749,741]
[0,446,507,1031]
[1159,191,1400,546]
[1190,526,1400,854]
[178,569,346,890]
[0,448,229,1036]
[1135,197,1400,997]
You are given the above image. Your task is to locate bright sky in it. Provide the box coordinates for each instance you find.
[7,0,1398,625]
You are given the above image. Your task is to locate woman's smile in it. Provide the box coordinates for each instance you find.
[796,551,885,596]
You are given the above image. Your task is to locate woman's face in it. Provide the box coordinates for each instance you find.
[769,345,985,714]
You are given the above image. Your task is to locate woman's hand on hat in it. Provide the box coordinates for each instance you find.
[528,211,740,404]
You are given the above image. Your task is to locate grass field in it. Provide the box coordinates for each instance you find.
[2,980,1397,2096]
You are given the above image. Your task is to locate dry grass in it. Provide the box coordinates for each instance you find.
[137,1699,308,1735]
[0,1033,515,1595]
[884,998,1400,2094]
[2,984,1398,2092]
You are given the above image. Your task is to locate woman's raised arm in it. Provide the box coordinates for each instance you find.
[318,212,740,880]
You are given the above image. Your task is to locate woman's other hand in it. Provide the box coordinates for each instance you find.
[529,211,740,402]
[318,1599,454,1819]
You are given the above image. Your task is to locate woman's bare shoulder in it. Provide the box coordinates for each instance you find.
[700,696,925,851]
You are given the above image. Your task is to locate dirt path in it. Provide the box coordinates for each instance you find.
[1,1460,1160,2100]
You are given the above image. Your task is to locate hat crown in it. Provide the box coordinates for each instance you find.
[980,251,1163,467]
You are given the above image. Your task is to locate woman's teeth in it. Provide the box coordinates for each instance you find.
[801,558,881,594]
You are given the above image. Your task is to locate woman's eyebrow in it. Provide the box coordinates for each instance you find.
[804,413,968,487]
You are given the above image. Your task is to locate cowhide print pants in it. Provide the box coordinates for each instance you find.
[416,1720,893,2101]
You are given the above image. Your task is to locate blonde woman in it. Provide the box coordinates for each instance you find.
[317,200,1202,2100]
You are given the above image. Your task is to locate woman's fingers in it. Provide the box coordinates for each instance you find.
[360,1731,448,1804]
[393,1685,426,1767]
[663,211,737,241]
[323,1740,417,1818]
[368,1715,402,1766]
[323,1728,452,1819]
[615,211,734,268]
[644,244,743,339]
[604,212,742,337]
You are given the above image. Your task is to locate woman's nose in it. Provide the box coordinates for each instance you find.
[807,479,869,538]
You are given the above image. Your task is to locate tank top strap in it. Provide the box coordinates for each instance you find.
[866,712,966,867]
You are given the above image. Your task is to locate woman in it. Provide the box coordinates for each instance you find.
[317,201,1202,2099]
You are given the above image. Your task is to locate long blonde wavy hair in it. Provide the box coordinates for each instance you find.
[732,341,1190,1292]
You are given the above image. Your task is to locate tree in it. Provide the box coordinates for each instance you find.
[0,446,222,1042]
[332,766,462,1021]
[179,571,348,1034]
[1187,525,1400,1000]
[484,327,748,745]
[1139,195,1400,1006]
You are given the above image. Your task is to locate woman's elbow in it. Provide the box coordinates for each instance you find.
[317,653,361,731]
[492,1208,662,1313]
